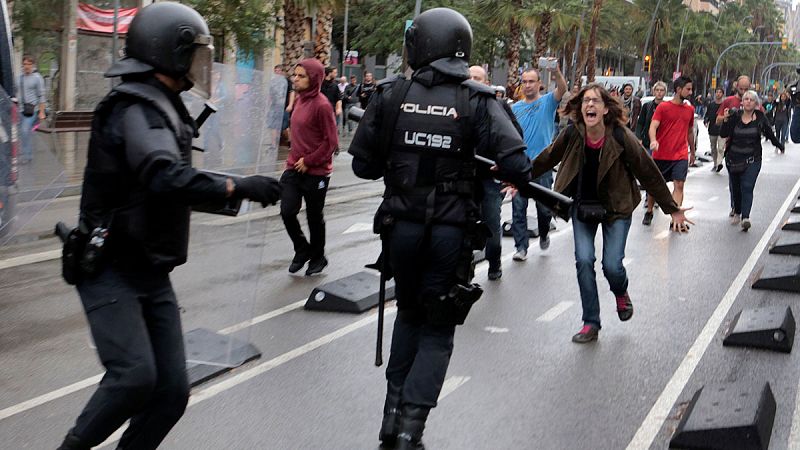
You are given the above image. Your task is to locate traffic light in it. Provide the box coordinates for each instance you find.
[711,76,717,89]
[644,55,651,72]
[783,38,789,50]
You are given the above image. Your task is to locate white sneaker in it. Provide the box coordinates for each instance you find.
[731,214,741,225]
[513,249,528,261]
[741,218,751,231]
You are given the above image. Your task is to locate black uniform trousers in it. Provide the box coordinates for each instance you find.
[386,220,462,408]
[280,170,330,260]
[71,267,189,449]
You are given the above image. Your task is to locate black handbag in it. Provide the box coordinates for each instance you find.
[725,156,754,175]
[576,199,607,223]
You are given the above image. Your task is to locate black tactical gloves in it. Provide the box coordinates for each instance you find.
[233,175,282,206]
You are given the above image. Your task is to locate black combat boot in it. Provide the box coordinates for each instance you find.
[57,431,88,450]
[395,405,430,450]
[378,382,403,447]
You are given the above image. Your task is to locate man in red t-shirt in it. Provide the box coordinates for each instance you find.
[715,75,751,127]
[643,76,696,231]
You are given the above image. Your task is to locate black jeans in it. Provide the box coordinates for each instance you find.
[280,170,330,260]
[385,221,462,407]
[70,267,189,449]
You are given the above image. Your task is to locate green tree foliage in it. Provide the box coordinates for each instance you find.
[182,0,279,56]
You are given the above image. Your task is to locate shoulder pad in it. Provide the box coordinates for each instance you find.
[461,79,495,96]
[376,74,406,89]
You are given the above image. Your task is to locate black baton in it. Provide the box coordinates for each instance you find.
[375,239,388,366]
[474,155,573,221]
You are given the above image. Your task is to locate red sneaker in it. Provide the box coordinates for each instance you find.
[616,292,633,321]
[571,325,599,343]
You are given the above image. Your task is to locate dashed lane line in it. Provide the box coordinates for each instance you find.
[0,249,61,271]
[535,301,574,322]
[437,376,471,402]
[626,176,800,450]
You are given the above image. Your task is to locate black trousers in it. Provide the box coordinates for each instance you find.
[280,170,330,260]
[69,267,189,450]
[385,221,461,408]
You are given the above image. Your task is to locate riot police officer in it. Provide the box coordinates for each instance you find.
[349,8,532,449]
[57,3,282,449]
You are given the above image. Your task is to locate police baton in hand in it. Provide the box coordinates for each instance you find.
[474,155,573,221]
[192,102,218,152]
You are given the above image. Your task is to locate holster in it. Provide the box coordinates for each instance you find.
[368,209,395,280]
[425,283,483,326]
[55,222,88,285]
[425,218,487,325]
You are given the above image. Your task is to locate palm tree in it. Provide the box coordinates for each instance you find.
[314,2,335,66]
[283,0,309,71]
[475,0,533,96]
[584,0,604,82]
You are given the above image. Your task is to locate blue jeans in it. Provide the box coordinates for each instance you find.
[511,170,553,251]
[480,178,503,270]
[776,121,789,145]
[572,210,631,328]
[20,114,37,162]
[728,160,761,219]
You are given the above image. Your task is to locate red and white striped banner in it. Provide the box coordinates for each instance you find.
[76,3,138,34]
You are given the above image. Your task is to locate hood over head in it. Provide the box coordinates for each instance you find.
[295,58,325,99]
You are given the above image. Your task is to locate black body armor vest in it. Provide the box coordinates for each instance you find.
[80,81,196,272]
[381,80,477,225]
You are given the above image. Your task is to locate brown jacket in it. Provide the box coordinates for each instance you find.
[532,123,678,222]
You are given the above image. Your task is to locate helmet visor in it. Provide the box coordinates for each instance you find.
[187,35,213,99]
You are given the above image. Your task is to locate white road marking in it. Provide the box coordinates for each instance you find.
[483,326,509,334]
[623,258,633,267]
[218,299,306,335]
[535,301,574,322]
[708,196,719,202]
[627,176,800,450]
[0,249,61,270]
[342,222,374,234]
[654,230,670,240]
[437,376,470,402]
[0,299,308,421]
[0,374,104,421]
[99,308,397,448]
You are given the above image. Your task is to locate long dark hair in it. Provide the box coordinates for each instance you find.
[561,83,627,128]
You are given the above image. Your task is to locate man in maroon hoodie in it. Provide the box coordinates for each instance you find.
[281,58,339,275]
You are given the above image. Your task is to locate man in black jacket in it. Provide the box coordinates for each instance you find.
[57,4,281,449]
[350,8,531,449]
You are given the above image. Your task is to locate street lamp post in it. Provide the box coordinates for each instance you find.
[341,0,348,75]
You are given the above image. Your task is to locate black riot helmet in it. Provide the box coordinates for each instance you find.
[106,2,214,98]
[405,8,472,71]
